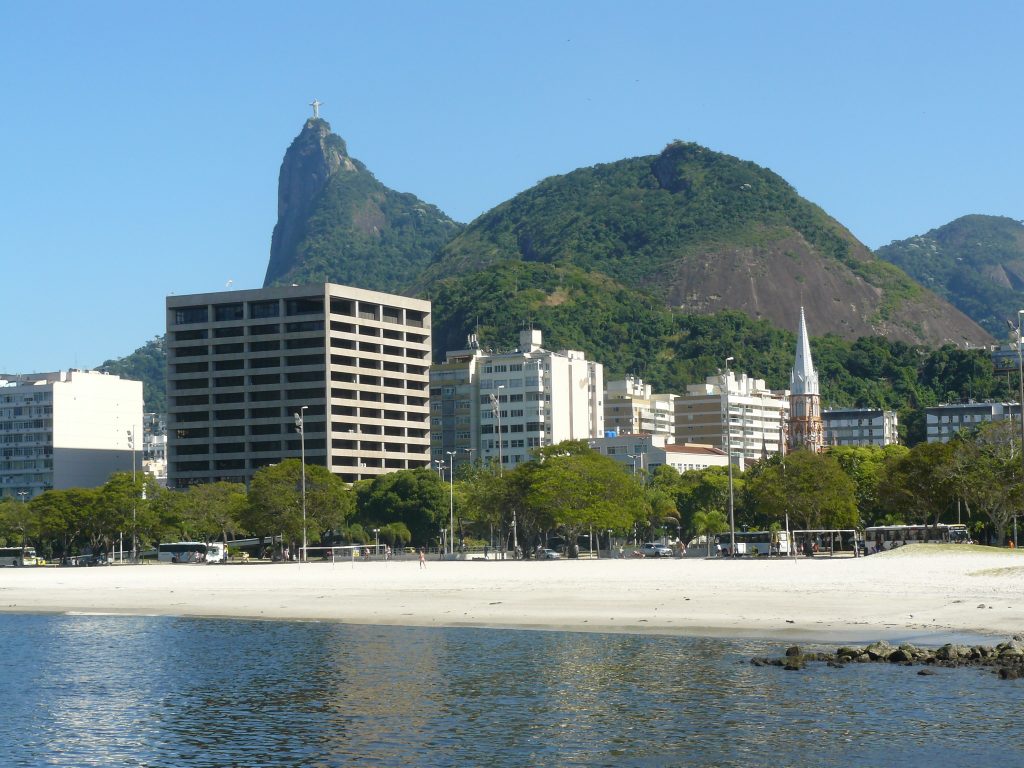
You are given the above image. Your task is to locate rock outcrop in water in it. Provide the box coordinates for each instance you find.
[751,638,1024,679]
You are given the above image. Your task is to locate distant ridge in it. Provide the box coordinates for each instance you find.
[420,141,991,351]
[876,214,1024,338]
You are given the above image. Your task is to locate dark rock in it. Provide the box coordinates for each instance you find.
[999,667,1021,680]
[917,669,937,676]
[785,646,802,657]
[783,660,804,671]
[865,640,896,661]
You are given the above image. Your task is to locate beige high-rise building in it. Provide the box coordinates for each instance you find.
[674,372,788,470]
[604,376,677,438]
[166,283,431,487]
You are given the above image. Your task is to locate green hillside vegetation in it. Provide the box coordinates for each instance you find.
[97,337,166,414]
[264,119,461,292]
[275,167,462,291]
[421,141,947,341]
[876,215,1024,338]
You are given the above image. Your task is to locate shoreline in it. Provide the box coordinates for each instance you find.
[2,546,1022,644]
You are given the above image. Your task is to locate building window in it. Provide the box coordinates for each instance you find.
[174,306,208,325]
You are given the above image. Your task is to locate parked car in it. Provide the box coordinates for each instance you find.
[536,548,561,560]
[639,542,673,558]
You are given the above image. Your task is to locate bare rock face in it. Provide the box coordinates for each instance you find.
[265,119,351,286]
[262,118,461,292]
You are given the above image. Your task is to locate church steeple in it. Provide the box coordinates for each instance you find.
[787,306,825,453]
[790,307,819,396]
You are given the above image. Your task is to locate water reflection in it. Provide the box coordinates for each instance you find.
[2,615,1019,767]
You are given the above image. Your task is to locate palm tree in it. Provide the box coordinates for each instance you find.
[692,508,729,557]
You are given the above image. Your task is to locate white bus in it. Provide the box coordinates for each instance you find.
[864,524,972,553]
[719,530,790,557]
[158,542,226,564]
[0,546,39,567]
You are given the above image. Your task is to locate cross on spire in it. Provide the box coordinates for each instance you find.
[310,98,322,119]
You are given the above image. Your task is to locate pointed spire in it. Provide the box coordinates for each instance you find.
[790,307,819,396]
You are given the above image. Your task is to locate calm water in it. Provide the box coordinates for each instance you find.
[2,614,1021,767]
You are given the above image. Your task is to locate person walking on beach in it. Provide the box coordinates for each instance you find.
[419,547,426,569]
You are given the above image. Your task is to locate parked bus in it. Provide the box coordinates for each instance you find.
[864,524,972,553]
[719,530,790,557]
[158,542,226,564]
[0,546,39,567]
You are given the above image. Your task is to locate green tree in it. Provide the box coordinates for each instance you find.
[878,441,956,526]
[355,468,447,546]
[178,482,249,548]
[692,508,729,557]
[245,460,353,551]
[947,420,1022,544]
[747,450,858,530]
[830,444,908,526]
[526,448,648,544]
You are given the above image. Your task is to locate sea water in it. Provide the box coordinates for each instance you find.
[1,614,1020,767]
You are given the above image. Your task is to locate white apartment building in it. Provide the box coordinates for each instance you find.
[166,283,431,487]
[430,330,604,469]
[674,372,788,470]
[589,433,728,474]
[925,402,1022,443]
[0,370,143,499]
[823,408,899,447]
[604,376,677,438]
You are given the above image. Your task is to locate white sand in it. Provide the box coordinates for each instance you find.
[2,546,1023,642]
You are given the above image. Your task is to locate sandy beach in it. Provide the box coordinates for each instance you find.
[2,546,1023,642]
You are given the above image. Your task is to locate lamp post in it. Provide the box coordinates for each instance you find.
[373,527,380,558]
[724,356,736,558]
[127,428,137,562]
[446,450,456,555]
[294,406,308,562]
[607,528,613,559]
[433,458,444,479]
[627,454,637,476]
[1016,310,1024,547]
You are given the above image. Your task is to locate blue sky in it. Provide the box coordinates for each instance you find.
[2,1,1022,373]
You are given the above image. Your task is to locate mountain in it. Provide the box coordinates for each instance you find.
[263,118,462,291]
[875,215,1024,339]
[420,141,991,354]
[97,337,167,414]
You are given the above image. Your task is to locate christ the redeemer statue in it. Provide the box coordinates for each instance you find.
[310,99,322,119]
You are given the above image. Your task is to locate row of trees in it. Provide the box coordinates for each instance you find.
[3,421,1022,559]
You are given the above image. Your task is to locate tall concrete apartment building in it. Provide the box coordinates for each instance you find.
[823,407,900,447]
[0,369,143,499]
[925,402,1021,443]
[604,376,677,438]
[166,283,431,488]
[674,372,788,470]
[430,329,605,470]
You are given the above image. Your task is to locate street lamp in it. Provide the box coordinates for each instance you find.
[293,406,308,563]
[446,450,456,555]
[373,527,380,558]
[433,458,445,479]
[607,528,613,559]
[724,356,736,558]
[627,454,637,476]
[127,428,137,562]
[1015,310,1024,547]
